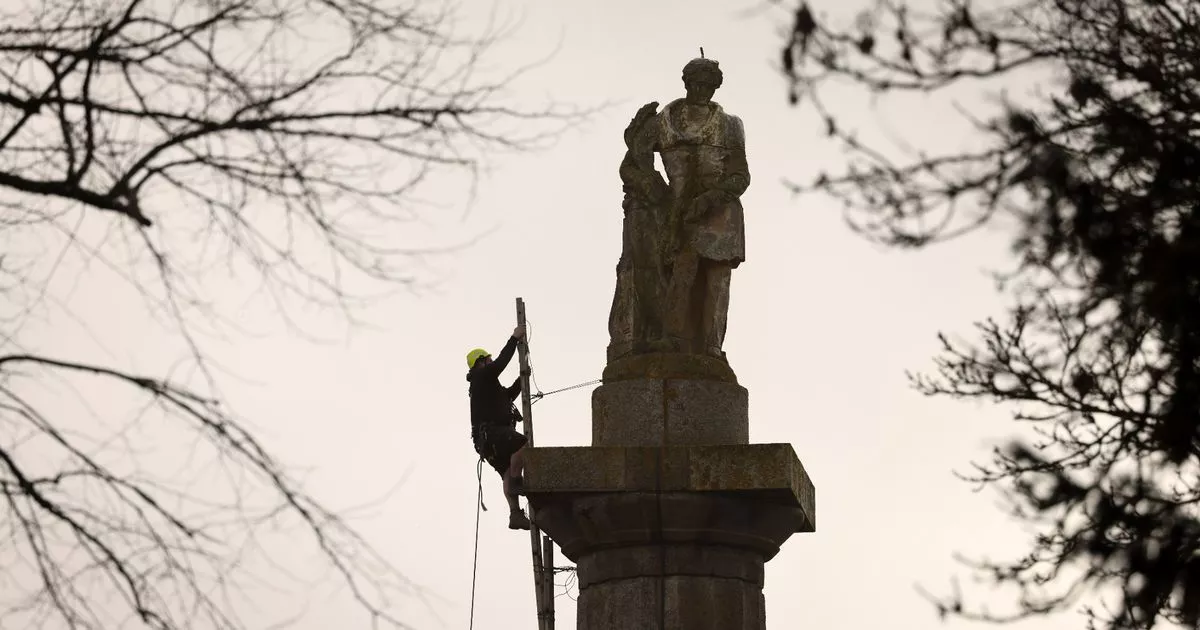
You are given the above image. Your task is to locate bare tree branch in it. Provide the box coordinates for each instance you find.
[774,1,1200,628]
[0,0,582,628]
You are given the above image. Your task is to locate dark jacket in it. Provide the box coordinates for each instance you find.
[467,336,523,435]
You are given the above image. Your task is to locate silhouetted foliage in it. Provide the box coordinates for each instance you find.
[778,0,1200,628]
[0,0,570,628]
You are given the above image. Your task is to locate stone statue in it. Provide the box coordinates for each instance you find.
[607,102,672,359]
[606,57,750,367]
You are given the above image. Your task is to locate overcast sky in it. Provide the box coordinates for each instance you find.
[13,0,1104,629]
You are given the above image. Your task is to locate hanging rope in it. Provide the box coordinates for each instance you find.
[469,456,486,629]
[468,465,578,625]
[476,457,488,513]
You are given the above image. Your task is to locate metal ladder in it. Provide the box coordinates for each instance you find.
[515,297,556,630]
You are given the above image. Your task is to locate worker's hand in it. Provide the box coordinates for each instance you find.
[513,325,526,341]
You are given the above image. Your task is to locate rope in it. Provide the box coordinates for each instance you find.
[525,320,603,405]
[531,378,603,403]
[476,457,488,513]
[469,457,486,629]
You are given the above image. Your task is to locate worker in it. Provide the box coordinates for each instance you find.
[466,324,532,531]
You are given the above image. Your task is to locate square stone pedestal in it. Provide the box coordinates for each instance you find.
[524,443,815,630]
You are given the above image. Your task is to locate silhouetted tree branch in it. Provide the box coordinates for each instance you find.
[0,354,423,629]
[777,1,1200,628]
[0,0,575,628]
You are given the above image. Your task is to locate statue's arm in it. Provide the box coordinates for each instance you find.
[716,116,750,198]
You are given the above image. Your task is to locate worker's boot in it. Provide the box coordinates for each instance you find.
[508,509,531,530]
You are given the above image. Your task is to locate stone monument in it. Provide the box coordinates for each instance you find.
[523,57,816,629]
[606,56,751,383]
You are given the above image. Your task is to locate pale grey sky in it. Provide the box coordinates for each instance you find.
[11,0,1105,628]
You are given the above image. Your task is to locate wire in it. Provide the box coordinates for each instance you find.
[525,317,603,406]
[531,378,603,403]
[525,319,543,397]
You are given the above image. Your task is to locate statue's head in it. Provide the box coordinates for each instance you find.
[681,58,722,104]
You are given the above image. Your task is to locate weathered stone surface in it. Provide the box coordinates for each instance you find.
[608,100,671,363]
[524,443,816,531]
[592,378,749,446]
[536,494,779,629]
[603,351,738,384]
[529,491,810,562]
[577,569,766,630]
[606,56,750,362]
[576,544,764,589]
[527,488,789,629]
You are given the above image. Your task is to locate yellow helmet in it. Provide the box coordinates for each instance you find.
[466,348,491,368]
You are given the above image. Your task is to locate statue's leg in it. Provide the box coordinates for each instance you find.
[625,203,664,354]
[664,250,699,352]
[648,257,673,352]
[646,228,675,351]
[633,220,663,352]
[700,260,733,358]
[637,263,666,349]
[649,236,670,350]
[630,262,659,353]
